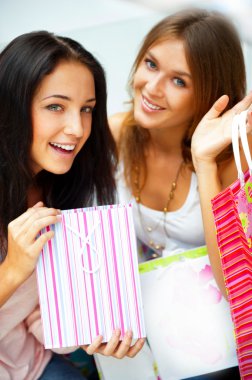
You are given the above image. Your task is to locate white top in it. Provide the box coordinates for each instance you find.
[116,167,205,259]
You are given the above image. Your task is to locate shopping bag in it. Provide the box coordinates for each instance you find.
[139,246,238,380]
[212,111,252,379]
[36,203,146,349]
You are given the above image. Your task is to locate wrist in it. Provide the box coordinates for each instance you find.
[193,158,218,176]
[2,257,26,289]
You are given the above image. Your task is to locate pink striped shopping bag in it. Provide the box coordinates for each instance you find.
[36,203,146,349]
[212,112,252,379]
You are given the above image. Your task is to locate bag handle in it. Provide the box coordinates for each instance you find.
[65,221,102,274]
[239,111,252,173]
[232,110,252,185]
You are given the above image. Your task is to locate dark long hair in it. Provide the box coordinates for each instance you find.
[0,31,117,258]
[119,8,246,187]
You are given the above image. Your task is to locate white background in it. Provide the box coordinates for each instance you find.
[0,0,251,115]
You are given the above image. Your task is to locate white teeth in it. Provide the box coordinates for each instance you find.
[143,97,162,110]
[50,142,75,151]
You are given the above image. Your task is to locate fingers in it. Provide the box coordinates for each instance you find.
[24,213,61,242]
[112,331,133,358]
[32,201,44,208]
[203,95,229,121]
[10,207,61,234]
[248,110,252,130]
[82,335,103,355]
[32,229,55,253]
[11,203,51,226]
[233,92,252,114]
[81,330,145,359]
[7,206,61,267]
[202,92,252,124]
[101,329,121,356]
[126,338,146,358]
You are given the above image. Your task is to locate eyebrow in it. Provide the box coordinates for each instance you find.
[42,94,96,102]
[146,51,192,79]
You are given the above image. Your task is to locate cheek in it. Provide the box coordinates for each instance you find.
[176,91,194,109]
[133,68,145,91]
[80,120,92,147]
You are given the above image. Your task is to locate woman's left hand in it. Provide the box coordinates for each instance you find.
[191,93,252,168]
[81,329,145,358]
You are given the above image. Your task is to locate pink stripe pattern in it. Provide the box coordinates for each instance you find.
[212,171,252,379]
[36,203,146,348]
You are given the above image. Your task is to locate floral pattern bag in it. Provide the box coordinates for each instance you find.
[212,111,252,379]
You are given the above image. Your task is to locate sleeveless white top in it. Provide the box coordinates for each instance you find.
[116,166,205,260]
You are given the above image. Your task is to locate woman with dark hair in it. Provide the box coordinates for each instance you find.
[103,8,252,380]
[0,31,144,380]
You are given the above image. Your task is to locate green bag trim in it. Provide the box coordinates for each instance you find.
[139,246,207,274]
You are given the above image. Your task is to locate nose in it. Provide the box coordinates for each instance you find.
[63,112,84,138]
[146,74,165,98]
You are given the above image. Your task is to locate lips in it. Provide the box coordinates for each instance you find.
[141,95,165,112]
[49,142,76,153]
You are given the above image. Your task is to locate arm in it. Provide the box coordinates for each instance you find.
[191,94,252,298]
[25,306,78,354]
[0,259,25,307]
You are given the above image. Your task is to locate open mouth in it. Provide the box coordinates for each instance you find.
[142,95,165,111]
[49,142,76,153]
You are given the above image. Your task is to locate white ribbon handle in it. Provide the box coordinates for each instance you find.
[65,221,101,274]
[239,110,252,175]
[232,110,251,185]
[232,114,244,184]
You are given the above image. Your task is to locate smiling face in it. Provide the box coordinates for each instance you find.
[133,38,195,134]
[30,60,96,175]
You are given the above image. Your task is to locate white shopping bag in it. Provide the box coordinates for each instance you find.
[139,246,238,380]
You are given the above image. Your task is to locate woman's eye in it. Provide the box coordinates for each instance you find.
[144,58,157,70]
[173,78,186,87]
[47,104,62,111]
[81,106,93,114]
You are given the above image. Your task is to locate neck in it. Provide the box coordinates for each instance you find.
[27,185,43,208]
[147,124,186,156]
[146,132,183,162]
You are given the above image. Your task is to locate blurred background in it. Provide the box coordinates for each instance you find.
[0,0,251,115]
[0,1,251,378]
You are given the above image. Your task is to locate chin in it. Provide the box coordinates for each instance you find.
[46,165,73,175]
[134,109,154,130]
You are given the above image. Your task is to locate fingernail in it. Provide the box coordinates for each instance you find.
[56,215,62,221]
[93,334,103,343]
[113,328,121,337]
[126,330,133,338]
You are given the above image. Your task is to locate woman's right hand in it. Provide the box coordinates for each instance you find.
[191,93,252,170]
[5,201,61,284]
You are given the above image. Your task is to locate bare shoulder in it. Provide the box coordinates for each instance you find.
[109,112,127,142]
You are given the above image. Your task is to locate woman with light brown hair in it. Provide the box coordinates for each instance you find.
[106,8,252,380]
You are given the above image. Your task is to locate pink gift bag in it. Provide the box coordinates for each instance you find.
[212,111,252,379]
[36,203,146,349]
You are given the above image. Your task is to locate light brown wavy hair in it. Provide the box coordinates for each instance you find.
[118,8,246,189]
